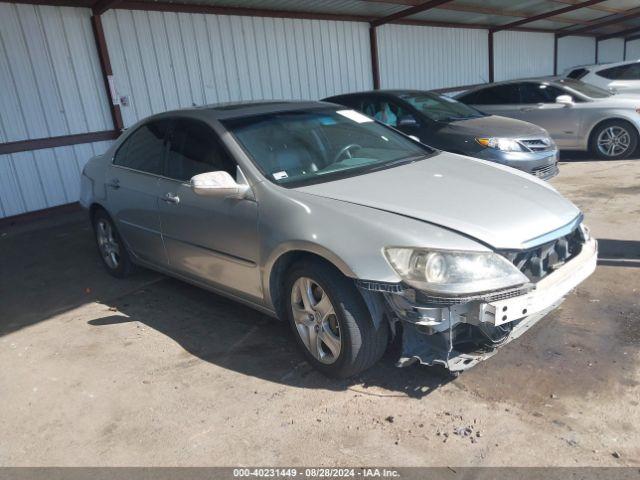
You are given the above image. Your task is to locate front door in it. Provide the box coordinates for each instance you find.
[107,120,171,265]
[512,83,580,148]
[157,118,262,301]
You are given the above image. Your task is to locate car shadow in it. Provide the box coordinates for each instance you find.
[597,238,640,268]
[87,276,454,399]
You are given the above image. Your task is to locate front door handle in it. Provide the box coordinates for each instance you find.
[162,192,180,204]
[520,107,534,112]
[107,178,120,189]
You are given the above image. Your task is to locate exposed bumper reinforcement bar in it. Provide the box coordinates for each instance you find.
[395,237,598,371]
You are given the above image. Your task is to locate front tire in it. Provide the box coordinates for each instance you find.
[284,260,388,378]
[589,120,638,160]
[92,209,135,278]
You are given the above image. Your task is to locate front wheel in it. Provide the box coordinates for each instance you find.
[589,120,638,160]
[284,261,388,378]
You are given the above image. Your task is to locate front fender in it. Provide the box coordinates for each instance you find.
[255,182,490,308]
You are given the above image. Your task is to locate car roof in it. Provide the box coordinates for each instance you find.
[563,59,640,72]
[141,100,338,123]
[456,77,568,96]
[325,89,437,99]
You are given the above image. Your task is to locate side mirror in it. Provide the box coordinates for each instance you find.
[555,95,574,106]
[190,171,249,199]
[398,115,418,127]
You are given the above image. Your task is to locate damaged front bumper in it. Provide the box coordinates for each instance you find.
[362,237,598,372]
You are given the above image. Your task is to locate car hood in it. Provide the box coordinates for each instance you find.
[443,114,548,138]
[296,153,580,250]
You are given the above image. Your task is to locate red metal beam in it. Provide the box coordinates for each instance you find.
[598,25,640,41]
[558,8,640,38]
[370,0,454,27]
[491,0,607,33]
[0,130,119,155]
[488,31,494,83]
[92,0,123,15]
[553,34,559,75]
[90,14,124,132]
[369,26,381,90]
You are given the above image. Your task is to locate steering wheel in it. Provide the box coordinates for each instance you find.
[333,144,362,163]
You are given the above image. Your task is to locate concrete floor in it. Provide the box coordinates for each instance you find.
[1,156,639,467]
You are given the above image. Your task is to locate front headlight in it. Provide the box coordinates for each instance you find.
[384,248,529,296]
[476,137,526,152]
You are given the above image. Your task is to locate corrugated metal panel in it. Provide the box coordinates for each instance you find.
[598,38,625,64]
[102,10,372,127]
[0,140,113,218]
[0,4,112,143]
[626,39,640,60]
[377,24,489,90]
[494,31,554,81]
[557,36,596,74]
[0,4,114,219]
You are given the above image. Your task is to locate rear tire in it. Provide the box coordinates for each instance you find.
[284,260,388,378]
[92,209,136,278]
[589,120,638,160]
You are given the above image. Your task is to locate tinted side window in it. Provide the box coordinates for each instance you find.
[597,64,630,80]
[114,120,170,174]
[567,68,588,80]
[459,85,520,105]
[519,83,567,103]
[166,119,236,182]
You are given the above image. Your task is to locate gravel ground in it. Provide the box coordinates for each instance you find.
[0,156,638,467]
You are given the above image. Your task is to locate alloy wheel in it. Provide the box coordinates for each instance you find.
[597,126,631,157]
[290,277,341,364]
[96,219,120,269]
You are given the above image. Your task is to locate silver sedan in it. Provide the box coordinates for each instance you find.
[80,101,597,377]
[456,78,640,159]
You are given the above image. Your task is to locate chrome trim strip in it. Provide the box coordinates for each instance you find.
[520,213,583,250]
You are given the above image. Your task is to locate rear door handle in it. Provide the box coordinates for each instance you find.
[107,178,120,189]
[162,192,180,204]
[520,107,534,112]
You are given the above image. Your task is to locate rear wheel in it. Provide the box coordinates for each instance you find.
[589,120,638,160]
[284,261,388,378]
[92,209,135,278]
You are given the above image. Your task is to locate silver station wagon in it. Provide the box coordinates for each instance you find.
[80,101,598,378]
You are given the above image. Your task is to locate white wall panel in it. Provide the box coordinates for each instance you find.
[0,4,112,143]
[557,36,596,74]
[0,140,113,218]
[626,39,640,60]
[494,31,554,81]
[377,24,488,90]
[598,38,625,64]
[102,10,372,127]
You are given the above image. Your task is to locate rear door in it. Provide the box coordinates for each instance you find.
[157,118,262,300]
[458,84,521,118]
[107,120,171,265]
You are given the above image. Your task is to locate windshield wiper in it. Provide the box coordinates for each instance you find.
[366,154,428,173]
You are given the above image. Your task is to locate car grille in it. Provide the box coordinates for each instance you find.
[519,138,554,152]
[501,226,585,282]
[532,163,558,179]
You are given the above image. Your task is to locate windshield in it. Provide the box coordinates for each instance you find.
[399,91,486,121]
[223,109,433,187]
[558,78,612,98]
